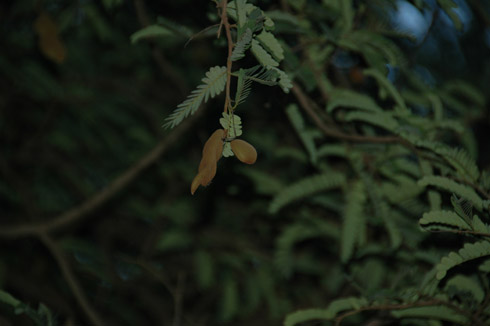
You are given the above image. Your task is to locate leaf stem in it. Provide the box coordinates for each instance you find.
[219,0,234,114]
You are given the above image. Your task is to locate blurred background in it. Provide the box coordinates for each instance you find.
[0,0,489,325]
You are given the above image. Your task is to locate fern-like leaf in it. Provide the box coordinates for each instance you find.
[284,297,368,326]
[436,240,490,280]
[164,66,227,128]
[286,104,318,165]
[327,88,383,113]
[234,68,253,106]
[419,210,471,231]
[269,173,346,214]
[256,30,284,61]
[391,305,469,324]
[271,67,292,93]
[231,28,252,61]
[364,68,408,113]
[341,181,367,262]
[251,39,279,68]
[418,176,483,211]
[344,111,399,132]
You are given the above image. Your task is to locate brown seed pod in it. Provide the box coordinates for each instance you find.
[34,12,66,64]
[230,139,257,164]
[191,129,225,195]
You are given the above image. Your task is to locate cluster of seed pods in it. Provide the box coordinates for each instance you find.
[191,129,257,194]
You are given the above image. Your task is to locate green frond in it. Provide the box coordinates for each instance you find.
[251,39,279,68]
[237,167,284,195]
[341,30,405,67]
[442,80,486,107]
[220,275,239,321]
[326,88,383,113]
[364,68,408,113]
[256,31,284,61]
[362,174,402,248]
[341,181,367,262]
[435,240,490,280]
[344,111,399,132]
[219,112,242,138]
[410,140,480,182]
[445,275,484,303]
[231,28,252,61]
[391,305,469,324]
[269,173,346,214]
[163,66,227,128]
[284,297,368,326]
[130,24,173,44]
[286,104,318,165]
[419,210,471,232]
[233,69,253,106]
[437,0,463,30]
[275,224,323,278]
[194,250,214,289]
[271,67,292,93]
[317,144,348,158]
[418,176,483,211]
[471,215,490,234]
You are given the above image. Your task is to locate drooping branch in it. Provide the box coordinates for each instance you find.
[0,115,197,239]
[39,232,106,326]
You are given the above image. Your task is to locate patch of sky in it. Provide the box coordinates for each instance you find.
[389,0,431,45]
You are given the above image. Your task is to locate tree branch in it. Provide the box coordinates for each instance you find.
[0,115,196,239]
[291,82,413,148]
[39,232,106,326]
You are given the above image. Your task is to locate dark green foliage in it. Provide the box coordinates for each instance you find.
[1,1,490,326]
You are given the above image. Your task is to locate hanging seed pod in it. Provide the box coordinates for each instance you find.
[230,139,257,164]
[191,129,225,194]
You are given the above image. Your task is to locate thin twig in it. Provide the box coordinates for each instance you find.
[291,82,413,147]
[219,0,234,113]
[0,115,197,239]
[39,232,106,326]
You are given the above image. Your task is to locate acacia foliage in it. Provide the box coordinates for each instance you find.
[0,1,489,326]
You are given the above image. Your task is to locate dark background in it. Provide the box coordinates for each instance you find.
[0,0,489,325]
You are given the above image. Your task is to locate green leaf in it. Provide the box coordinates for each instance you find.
[445,275,484,303]
[231,28,252,61]
[284,297,368,326]
[251,39,279,68]
[341,181,367,262]
[233,68,252,106]
[391,305,469,324]
[0,289,21,307]
[286,104,318,165]
[164,66,227,128]
[194,251,214,289]
[436,241,490,280]
[326,88,383,113]
[272,67,293,93]
[364,68,408,113]
[418,176,483,211]
[130,25,173,44]
[343,111,399,132]
[419,210,471,231]
[219,112,242,138]
[220,275,239,321]
[256,31,284,61]
[269,173,346,214]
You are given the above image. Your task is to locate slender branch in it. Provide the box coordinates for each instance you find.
[219,0,234,113]
[291,82,413,147]
[0,115,197,239]
[39,232,106,326]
